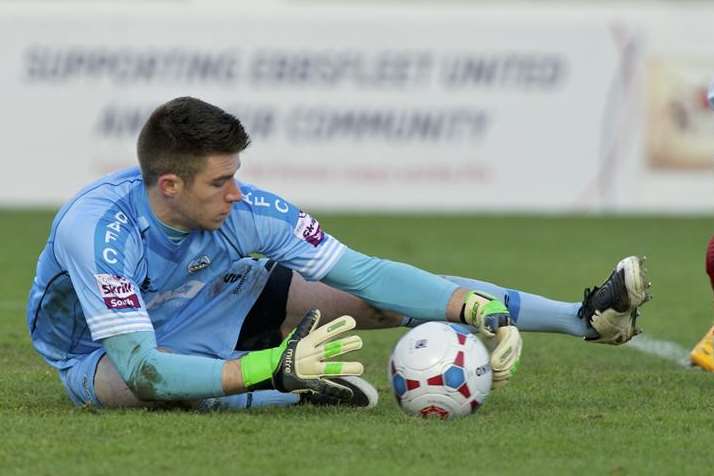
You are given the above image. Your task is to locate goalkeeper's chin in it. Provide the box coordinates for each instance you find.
[201,213,230,230]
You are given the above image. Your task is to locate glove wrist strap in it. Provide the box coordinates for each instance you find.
[462,290,482,326]
[240,343,286,390]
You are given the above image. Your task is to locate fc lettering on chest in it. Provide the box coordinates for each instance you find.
[102,211,129,264]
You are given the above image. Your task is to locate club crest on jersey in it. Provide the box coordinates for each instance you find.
[95,274,140,310]
[187,255,211,273]
[293,211,324,247]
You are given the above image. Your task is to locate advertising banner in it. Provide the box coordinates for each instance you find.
[0,5,625,211]
[2,5,713,212]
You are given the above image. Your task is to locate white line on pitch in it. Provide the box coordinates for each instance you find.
[625,334,692,368]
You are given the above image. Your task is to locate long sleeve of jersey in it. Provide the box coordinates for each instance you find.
[224,187,457,319]
[45,183,226,401]
[102,331,225,401]
[323,248,458,320]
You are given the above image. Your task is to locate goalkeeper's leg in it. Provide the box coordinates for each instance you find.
[443,275,593,337]
[200,378,379,410]
[281,269,403,334]
[237,265,379,408]
[283,255,650,345]
[442,257,650,344]
[282,259,633,341]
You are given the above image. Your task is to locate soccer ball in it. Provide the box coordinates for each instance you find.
[388,322,492,419]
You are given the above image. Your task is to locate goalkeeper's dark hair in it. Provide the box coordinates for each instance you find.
[137,97,250,187]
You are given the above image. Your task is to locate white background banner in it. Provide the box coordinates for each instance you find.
[1,4,713,212]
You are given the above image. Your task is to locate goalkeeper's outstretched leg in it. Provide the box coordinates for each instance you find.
[578,256,652,344]
[285,256,652,345]
[440,256,651,345]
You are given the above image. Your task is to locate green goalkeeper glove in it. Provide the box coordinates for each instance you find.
[240,309,364,400]
[490,325,523,389]
[462,290,513,338]
[462,291,522,388]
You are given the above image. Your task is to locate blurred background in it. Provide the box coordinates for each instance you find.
[1,0,713,213]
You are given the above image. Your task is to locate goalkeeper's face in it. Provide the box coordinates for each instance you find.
[174,153,242,231]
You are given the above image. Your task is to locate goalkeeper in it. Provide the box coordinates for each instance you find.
[27,97,650,410]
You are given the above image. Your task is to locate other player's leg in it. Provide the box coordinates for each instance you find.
[690,327,714,371]
[690,236,714,371]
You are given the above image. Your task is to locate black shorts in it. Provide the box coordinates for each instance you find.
[235,262,293,351]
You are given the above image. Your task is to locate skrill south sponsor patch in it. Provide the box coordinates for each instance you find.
[293,211,325,247]
[95,274,141,310]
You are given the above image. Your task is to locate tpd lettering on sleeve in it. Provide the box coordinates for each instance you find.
[293,211,325,247]
[95,274,141,310]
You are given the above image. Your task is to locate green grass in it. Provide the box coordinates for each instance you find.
[2,210,714,475]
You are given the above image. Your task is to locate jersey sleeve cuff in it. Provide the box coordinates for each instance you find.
[86,311,154,341]
[311,239,346,281]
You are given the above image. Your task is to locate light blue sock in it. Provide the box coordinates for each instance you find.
[400,275,596,338]
[444,275,596,338]
[199,390,300,411]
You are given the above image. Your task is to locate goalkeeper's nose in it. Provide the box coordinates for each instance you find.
[225,180,242,203]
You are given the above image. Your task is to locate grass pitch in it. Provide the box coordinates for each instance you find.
[2,210,714,476]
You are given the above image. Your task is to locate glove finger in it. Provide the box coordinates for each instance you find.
[295,335,363,377]
[295,308,321,339]
[302,361,364,379]
[304,315,357,347]
[299,334,363,359]
[492,351,522,389]
[320,361,364,377]
[319,335,363,360]
[298,360,363,379]
[491,373,508,389]
[491,326,522,364]
[299,336,362,364]
[490,326,522,387]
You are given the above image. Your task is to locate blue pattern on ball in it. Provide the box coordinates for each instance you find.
[444,366,465,388]
[392,373,407,396]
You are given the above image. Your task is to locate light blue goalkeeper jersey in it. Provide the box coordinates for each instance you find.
[27,167,346,370]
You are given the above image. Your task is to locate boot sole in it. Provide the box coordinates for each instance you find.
[618,256,651,308]
[331,376,379,409]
